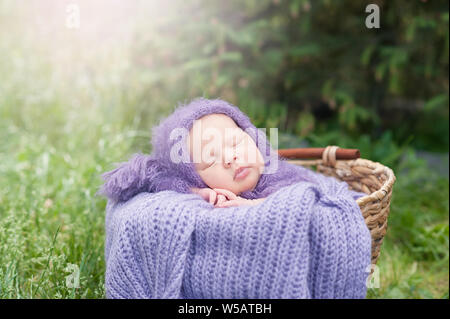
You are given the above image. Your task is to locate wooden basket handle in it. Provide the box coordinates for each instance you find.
[277,146,360,160]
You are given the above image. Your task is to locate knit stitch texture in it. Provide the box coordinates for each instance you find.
[104,175,372,299]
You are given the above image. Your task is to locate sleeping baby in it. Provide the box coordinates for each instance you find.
[187,113,267,208]
[99,97,367,206]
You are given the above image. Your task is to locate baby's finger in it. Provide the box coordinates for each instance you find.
[215,199,239,208]
[213,188,237,200]
[217,194,226,205]
[209,191,217,205]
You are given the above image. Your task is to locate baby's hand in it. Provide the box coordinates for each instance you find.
[215,197,266,208]
[213,188,266,208]
[191,187,218,205]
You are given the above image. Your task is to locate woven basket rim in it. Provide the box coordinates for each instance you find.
[286,157,396,206]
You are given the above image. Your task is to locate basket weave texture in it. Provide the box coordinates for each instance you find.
[287,145,396,265]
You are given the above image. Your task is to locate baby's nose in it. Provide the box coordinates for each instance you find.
[224,155,237,167]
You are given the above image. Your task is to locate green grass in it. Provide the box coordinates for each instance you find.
[366,169,449,299]
[0,2,448,299]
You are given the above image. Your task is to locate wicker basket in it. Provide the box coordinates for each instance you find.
[285,145,396,266]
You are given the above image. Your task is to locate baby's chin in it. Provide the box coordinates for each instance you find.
[234,166,260,194]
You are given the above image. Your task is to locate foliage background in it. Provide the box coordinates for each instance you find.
[0,0,448,298]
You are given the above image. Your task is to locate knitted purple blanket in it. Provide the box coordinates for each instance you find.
[104,174,372,299]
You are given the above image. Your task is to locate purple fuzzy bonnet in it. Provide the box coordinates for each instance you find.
[98,97,368,203]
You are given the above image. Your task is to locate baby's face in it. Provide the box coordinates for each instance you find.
[187,114,264,195]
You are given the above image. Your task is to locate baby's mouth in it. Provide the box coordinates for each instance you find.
[234,166,251,181]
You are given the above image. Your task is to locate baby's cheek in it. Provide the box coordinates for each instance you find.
[252,148,265,169]
[241,145,257,165]
[201,167,233,189]
[253,166,262,183]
